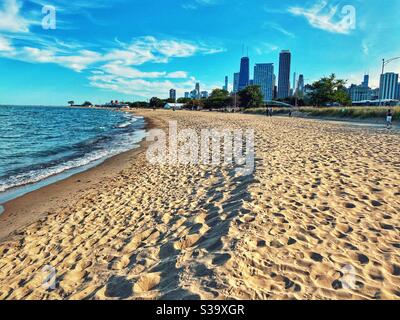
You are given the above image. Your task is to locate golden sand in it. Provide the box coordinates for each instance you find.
[0,110,399,300]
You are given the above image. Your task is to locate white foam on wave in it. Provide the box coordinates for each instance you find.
[0,121,146,193]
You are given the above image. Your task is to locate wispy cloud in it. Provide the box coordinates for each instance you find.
[288,0,355,34]
[263,22,295,38]
[0,35,14,51]
[0,33,224,98]
[0,0,30,33]
[254,42,279,55]
[182,0,220,10]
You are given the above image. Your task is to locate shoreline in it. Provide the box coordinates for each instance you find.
[0,114,154,242]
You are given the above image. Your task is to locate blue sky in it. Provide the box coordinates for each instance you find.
[0,0,399,105]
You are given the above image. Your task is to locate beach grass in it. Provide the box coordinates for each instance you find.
[244,106,400,120]
[298,106,400,119]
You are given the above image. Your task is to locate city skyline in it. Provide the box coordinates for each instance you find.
[0,0,400,105]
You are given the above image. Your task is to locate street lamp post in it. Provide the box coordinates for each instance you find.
[379,57,400,106]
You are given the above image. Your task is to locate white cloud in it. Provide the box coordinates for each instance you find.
[288,0,355,34]
[255,42,279,55]
[0,35,13,51]
[20,47,103,72]
[182,0,220,10]
[264,23,295,38]
[0,0,30,33]
[166,71,188,79]
[101,63,167,79]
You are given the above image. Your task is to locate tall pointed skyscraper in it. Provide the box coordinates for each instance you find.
[278,50,291,99]
[238,57,250,91]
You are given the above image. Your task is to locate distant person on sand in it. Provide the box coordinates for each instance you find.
[289,110,292,118]
[387,110,393,129]
[268,107,273,117]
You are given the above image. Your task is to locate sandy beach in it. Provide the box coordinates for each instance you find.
[0,110,399,300]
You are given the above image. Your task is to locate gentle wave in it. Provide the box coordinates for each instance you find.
[0,107,145,194]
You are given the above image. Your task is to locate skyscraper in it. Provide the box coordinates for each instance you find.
[397,82,400,100]
[233,72,240,93]
[238,57,250,91]
[278,50,291,99]
[297,74,305,97]
[379,72,399,100]
[254,63,274,102]
[184,92,190,99]
[169,89,176,101]
[362,74,369,88]
[195,82,201,99]
[223,76,228,91]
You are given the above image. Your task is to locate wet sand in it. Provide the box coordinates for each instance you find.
[0,110,399,300]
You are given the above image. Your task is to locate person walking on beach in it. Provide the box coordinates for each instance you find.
[268,107,273,117]
[387,109,393,129]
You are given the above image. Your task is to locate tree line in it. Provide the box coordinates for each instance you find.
[126,74,352,110]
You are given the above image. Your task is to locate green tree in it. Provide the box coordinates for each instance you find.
[238,85,263,109]
[129,101,149,108]
[177,98,192,104]
[204,89,232,110]
[149,97,164,109]
[68,100,74,106]
[309,74,351,106]
[82,101,93,107]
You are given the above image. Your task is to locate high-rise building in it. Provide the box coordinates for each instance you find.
[278,50,291,99]
[201,91,209,99]
[348,84,372,102]
[254,63,274,102]
[238,57,250,91]
[362,74,369,88]
[249,79,254,86]
[195,83,201,99]
[223,76,228,91]
[292,72,297,93]
[397,82,400,100]
[379,72,399,100]
[184,92,190,99]
[233,72,240,93]
[297,74,305,97]
[169,89,176,101]
[190,89,198,99]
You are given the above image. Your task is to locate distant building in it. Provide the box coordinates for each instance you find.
[379,72,399,100]
[223,76,228,91]
[297,74,305,97]
[396,82,400,100]
[201,91,209,99]
[362,74,369,88]
[195,83,201,99]
[278,50,291,99]
[169,89,176,101]
[184,92,190,99]
[233,72,240,93]
[238,57,250,91]
[249,79,254,86]
[348,84,372,102]
[253,63,274,102]
[371,88,380,100]
[190,90,198,99]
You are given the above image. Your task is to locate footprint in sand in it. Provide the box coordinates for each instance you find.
[104,276,133,299]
